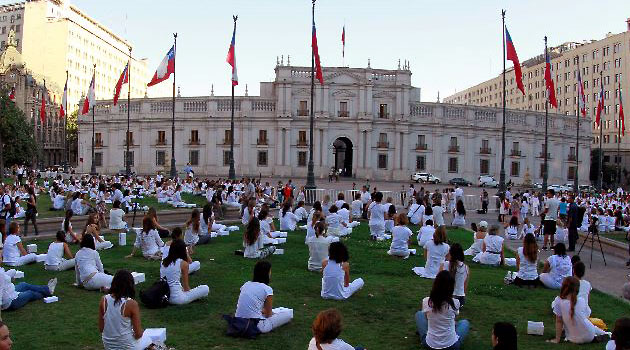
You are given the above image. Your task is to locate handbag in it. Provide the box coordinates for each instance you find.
[140,278,170,309]
[222,314,261,339]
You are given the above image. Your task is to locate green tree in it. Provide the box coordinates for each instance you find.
[0,94,37,167]
[66,110,78,148]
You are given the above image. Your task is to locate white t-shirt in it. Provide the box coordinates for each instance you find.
[442,261,468,297]
[235,281,273,319]
[0,268,18,310]
[417,226,435,247]
[351,200,362,217]
[108,208,126,230]
[421,297,460,349]
[408,204,425,225]
[368,202,386,225]
[2,235,22,265]
[516,247,538,280]
[552,297,605,343]
[390,225,412,252]
[432,206,445,226]
[547,255,573,286]
[578,279,591,302]
[45,242,65,266]
[545,198,561,221]
[423,240,450,278]
[307,338,355,350]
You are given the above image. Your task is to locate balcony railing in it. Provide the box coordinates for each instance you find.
[297,140,308,147]
[95,141,104,148]
[379,112,390,119]
[377,141,389,148]
[223,138,232,145]
[568,154,576,161]
[257,138,268,145]
[189,139,200,145]
[297,109,309,116]
[480,147,491,154]
[156,139,166,146]
[416,143,428,150]
[448,145,460,153]
[510,150,522,157]
[338,111,349,118]
[124,139,135,146]
[538,152,552,159]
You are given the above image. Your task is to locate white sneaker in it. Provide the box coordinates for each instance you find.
[48,278,58,295]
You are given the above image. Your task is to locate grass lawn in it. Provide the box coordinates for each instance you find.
[5,223,630,350]
[600,231,629,244]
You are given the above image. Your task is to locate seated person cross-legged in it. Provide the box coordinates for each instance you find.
[321,242,364,300]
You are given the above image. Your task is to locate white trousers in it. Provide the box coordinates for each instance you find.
[5,253,37,266]
[189,261,201,274]
[539,273,562,289]
[84,272,114,290]
[45,258,76,271]
[347,221,360,228]
[257,309,293,333]
[343,278,365,299]
[369,224,385,238]
[170,285,209,305]
[96,241,114,250]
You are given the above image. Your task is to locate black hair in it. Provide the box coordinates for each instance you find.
[571,255,581,265]
[313,201,322,212]
[553,242,567,257]
[374,191,383,202]
[64,209,73,232]
[425,219,433,226]
[341,203,350,210]
[282,202,291,216]
[244,217,260,246]
[329,205,338,214]
[387,204,396,215]
[162,239,187,267]
[202,203,213,223]
[171,227,183,240]
[113,200,121,209]
[448,243,465,278]
[428,270,456,313]
[55,230,65,242]
[424,206,433,216]
[252,260,272,285]
[328,241,349,263]
[109,270,136,304]
[80,233,96,250]
[492,322,517,350]
[573,261,586,279]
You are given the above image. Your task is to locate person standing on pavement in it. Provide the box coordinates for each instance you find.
[566,195,579,252]
[480,189,489,214]
[542,189,560,250]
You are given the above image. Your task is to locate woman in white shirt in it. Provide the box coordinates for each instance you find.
[224,186,241,208]
[504,216,519,240]
[279,202,299,231]
[451,200,466,227]
[160,240,209,305]
[99,270,144,350]
[71,192,91,216]
[326,206,351,237]
[75,234,113,291]
[337,203,359,229]
[161,227,201,275]
[45,230,76,271]
[520,217,536,238]
[1,267,56,311]
[431,197,445,227]
[540,243,573,289]
[258,209,284,244]
[417,220,435,248]
[184,209,210,254]
[83,214,114,251]
[472,225,505,266]
[422,205,433,226]
[243,218,275,259]
[234,261,293,333]
[464,221,487,256]
[308,309,361,350]
[415,270,470,350]
[321,242,364,300]
[294,201,308,223]
[414,226,450,279]
[388,215,413,258]
[108,200,127,230]
[368,192,386,240]
[308,221,331,272]
[241,199,256,226]
[514,234,540,287]
[440,244,469,306]
[408,197,425,225]
[351,194,363,220]
[126,216,164,260]
[548,277,608,345]
[2,222,37,266]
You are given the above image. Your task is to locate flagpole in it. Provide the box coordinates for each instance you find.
[90,64,97,175]
[228,16,237,180]
[617,85,621,186]
[305,0,317,190]
[126,47,132,177]
[574,56,580,194]
[42,79,46,170]
[543,37,549,192]
[170,33,177,179]
[598,70,604,191]
[499,9,507,194]
[63,71,69,173]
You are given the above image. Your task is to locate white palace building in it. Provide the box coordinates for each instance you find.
[77,63,591,184]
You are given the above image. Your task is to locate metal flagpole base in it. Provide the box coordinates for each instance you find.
[305,160,316,189]
[498,169,506,193]
[169,158,176,179]
[228,160,236,180]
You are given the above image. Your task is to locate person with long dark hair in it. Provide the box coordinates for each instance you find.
[308,309,364,350]
[451,200,466,227]
[414,226,450,279]
[279,202,299,231]
[606,318,630,350]
[75,234,113,291]
[514,234,540,287]
[62,209,79,243]
[243,218,275,259]
[2,222,37,266]
[440,243,469,306]
[45,230,75,271]
[540,243,572,289]
[184,209,210,254]
[160,240,209,305]
[321,242,364,300]
[99,270,144,349]
[492,322,517,350]
[162,227,200,274]
[415,270,470,349]
[22,186,38,236]
[234,261,292,333]
[127,216,164,260]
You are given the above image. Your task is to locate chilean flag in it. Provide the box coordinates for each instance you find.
[113,62,129,106]
[595,78,604,126]
[341,25,345,58]
[577,71,586,117]
[82,71,95,115]
[505,27,524,95]
[60,77,67,119]
[312,18,324,84]
[226,25,238,86]
[147,46,175,87]
[544,50,557,108]
[619,83,626,136]
[8,86,15,102]
[39,89,46,123]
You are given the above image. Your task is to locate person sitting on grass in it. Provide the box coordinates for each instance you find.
[440,243,469,307]
[108,200,128,231]
[472,225,504,266]
[408,196,425,226]
[415,270,470,350]
[513,234,539,288]
[294,200,308,223]
[321,241,364,300]
[504,216,519,240]
[464,221,487,256]
[326,205,351,237]
[242,199,256,226]
[126,216,164,260]
[539,243,572,290]
[234,260,293,334]
[280,202,299,231]
[160,240,209,305]
[308,221,331,272]
[243,217,276,259]
[75,234,113,291]
[384,204,396,234]
[258,208,285,244]
[547,276,609,345]
[451,200,466,227]
[45,230,76,271]
[388,214,414,258]
[184,209,211,255]
[606,317,630,350]
[62,209,80,243]
[71,192,92,216]
[83,213,114,250]
[99,270,144,350]
[417,219,435,247]
[0,266,56,311]
[338,203,360,230]
[572,261,592,315]
[491,322,517,350]
[414,226,450,279]
[308,308,366,350]
[368,192,387,240]
[145,207,170,238]
[2,222,37,267]
[162,227,200,275]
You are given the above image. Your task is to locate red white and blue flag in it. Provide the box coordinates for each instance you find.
[505,27,524,95]
[226,25,238,86]
[619,83,626,136]
[595,77,604,126]
[60,77,67,118]
[577,71,586,117]
[82,71,95,115]
[312,18,324,84]
[544,50,557,108]
[113,62,129,106]
[147,46,175,87]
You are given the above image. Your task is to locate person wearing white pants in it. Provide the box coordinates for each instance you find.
[368,192,387,240]
[45,231,76,271]
[321,242,365,300]
[75,234,113,291]
[2,222,37,267]
[235,261,293,333]
[161,228,201,275]
[160,240,209,305]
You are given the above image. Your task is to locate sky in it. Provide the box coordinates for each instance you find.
[24,0,630,101]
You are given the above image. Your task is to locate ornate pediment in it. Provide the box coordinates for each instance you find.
[332,89,356,97]
[373,90,396,99]
[324,71,366,84]
[292,88,311,96]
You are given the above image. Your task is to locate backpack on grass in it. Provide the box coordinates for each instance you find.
[140,278,170,308]
[222,314,261,339]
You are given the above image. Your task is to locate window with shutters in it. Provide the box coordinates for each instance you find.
[156,151,165,166]
[189,150,199,166]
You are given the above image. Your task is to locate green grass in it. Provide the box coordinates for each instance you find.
[600,231,629,244]
[6,224,630,350]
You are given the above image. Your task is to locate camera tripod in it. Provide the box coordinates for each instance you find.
[577,226,607,268]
